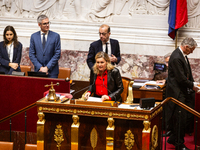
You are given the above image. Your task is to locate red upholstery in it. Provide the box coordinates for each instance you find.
[0,75,70,132]
[0,141,13,150]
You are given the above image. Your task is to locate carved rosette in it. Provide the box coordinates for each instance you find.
[54,124,64,150]
[151,125,158,150]
[124,130,134,150]
[90,128,98,150]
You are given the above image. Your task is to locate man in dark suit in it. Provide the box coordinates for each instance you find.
[166,37,199,150]
[29,14,61,78]
[87,24,121,69]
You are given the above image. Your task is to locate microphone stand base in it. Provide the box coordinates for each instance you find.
[70,99,75,104]
[113,102,118,107]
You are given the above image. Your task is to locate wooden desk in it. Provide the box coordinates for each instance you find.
[71,80,164,101]
[133,87,164,101]
[36,99,163,150]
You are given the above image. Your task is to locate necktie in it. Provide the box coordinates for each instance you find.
[105,43,108,54]
[42,33,46,49]
[185,56,189,66]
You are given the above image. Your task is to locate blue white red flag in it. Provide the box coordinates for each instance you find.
[168,0,188,39]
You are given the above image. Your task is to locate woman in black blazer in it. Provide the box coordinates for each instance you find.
[0,25,22,74]
[85,51,123,102]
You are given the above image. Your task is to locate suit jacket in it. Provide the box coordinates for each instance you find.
[0,41,22,74]
[88,68,124,102]
[87,39,121,69]
[165,47,194,120]
[29,30,61,77]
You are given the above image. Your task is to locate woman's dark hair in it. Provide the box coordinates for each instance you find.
[3,25,19,48]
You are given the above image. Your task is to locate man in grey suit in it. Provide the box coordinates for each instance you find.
[29,14,61,78]
[166,37,199,150]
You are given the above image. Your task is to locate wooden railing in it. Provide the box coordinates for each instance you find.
[161,97,200,118]
[0,102,36,124]
[0,102,36,143]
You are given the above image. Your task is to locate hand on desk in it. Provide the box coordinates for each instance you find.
[156,79,166,85]
[85,92,90,100]
[101,95,110,101]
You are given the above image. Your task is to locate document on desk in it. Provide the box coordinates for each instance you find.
[118,104,140,109]
[87,97,103,102]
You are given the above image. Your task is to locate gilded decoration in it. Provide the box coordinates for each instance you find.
[106,118,115,150]
[124,130,134,150]
[54,124,64,150]
[39,107,42,111]
[37,112,45,142]
[145,115,149,119]
[91,111,95,115]
[151,125,158,150]
[71,115,80,150]
[72,115,80,127]
[150,107,162,119]
[37,112,45,124]
[39,106,157,120]
[143,121,151,133]
[90,128,98,149]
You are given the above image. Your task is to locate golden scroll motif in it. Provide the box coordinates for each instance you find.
[54,124,64,150]
[151,125,158,150]
[71,115,80,150]
[106,118,115,150]
[37,112,45,150]
[90,128,98,150]
[124,130,134,150]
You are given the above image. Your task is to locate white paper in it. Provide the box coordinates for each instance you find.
[145,81,164,85]
[118,104,140,109]
[87,97,103,102]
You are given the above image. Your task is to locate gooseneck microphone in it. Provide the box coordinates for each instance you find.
[72,81,95,99]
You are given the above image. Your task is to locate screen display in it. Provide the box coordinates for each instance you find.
[153,63,166,72]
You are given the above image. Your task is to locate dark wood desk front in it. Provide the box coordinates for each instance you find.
[36,99,163,150]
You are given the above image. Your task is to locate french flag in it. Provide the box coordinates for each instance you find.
[168,0,188,39]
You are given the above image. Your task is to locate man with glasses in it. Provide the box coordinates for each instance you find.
[87,24,121,69]
[29,14,61,78]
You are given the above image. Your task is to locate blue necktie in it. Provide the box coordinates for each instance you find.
[42,33,46,49]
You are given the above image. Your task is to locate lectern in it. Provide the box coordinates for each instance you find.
[36,98,163,150]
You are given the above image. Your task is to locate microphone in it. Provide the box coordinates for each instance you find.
[72,81,95,100]
[102,78,117,102]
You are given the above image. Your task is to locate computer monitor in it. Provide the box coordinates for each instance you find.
[153,62,166,72]
[28,71,48,77]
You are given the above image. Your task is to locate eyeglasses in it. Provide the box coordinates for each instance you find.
[41,22,51,26]
[99,32,108,36]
